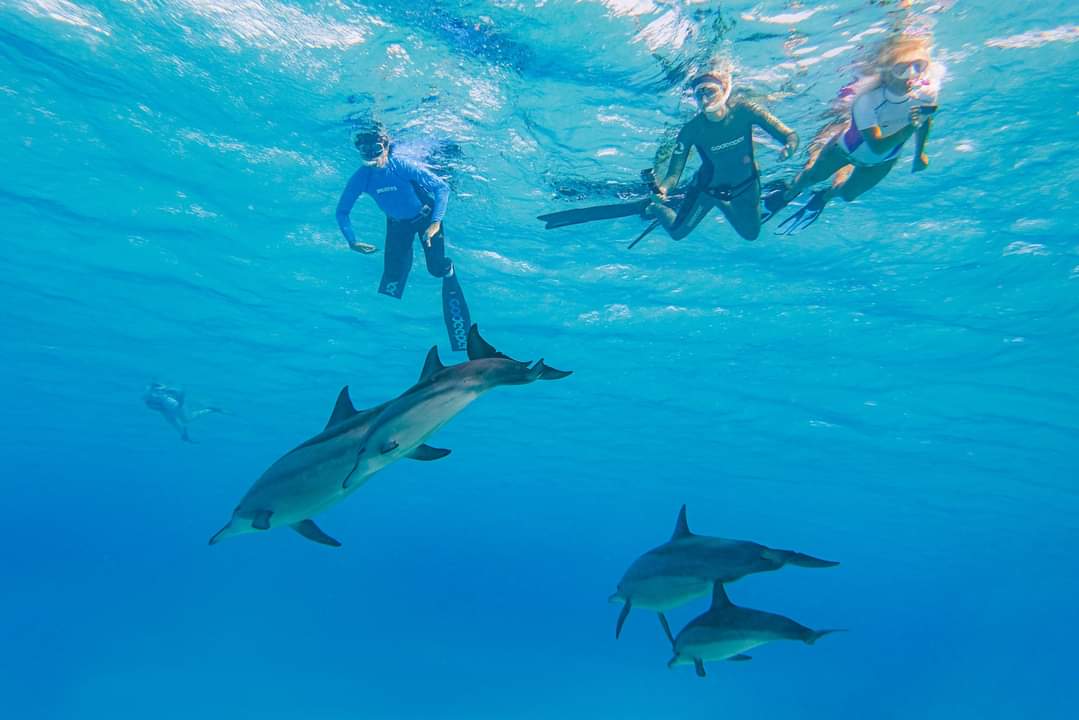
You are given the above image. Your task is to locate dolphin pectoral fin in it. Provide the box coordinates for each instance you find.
[252,510,273,530]
[527,359,572,381]
[291,519,342,547]
[380,441,399,454]
[658,613,675,648]
[615,599,632,639]
[208,524,230,545]
[407,444,451,461]
[694,659,706,678]
[728,654,752,662]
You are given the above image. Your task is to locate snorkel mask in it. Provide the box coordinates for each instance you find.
[690,71,732,113]
[354,127,389,162]
[891,58,929,80]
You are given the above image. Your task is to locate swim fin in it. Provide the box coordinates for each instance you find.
[627,219,660,249]
[442,266,471,353]
[537,199,651,229]
[759,180,791,224]
[775,190,828,236]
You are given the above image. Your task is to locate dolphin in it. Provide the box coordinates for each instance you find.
[208,325,571,547]
[609,505,838,644]
[143,383,224,443]
[668,581,844,677]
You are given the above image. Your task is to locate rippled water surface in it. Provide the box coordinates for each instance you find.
[2,1,1078,718]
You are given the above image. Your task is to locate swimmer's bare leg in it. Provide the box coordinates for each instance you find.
[836,159,898,203]
[786,138,851,202]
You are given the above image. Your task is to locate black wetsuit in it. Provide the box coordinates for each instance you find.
[665,100,795,232]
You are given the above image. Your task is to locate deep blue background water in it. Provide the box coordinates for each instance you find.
[2,1,1078,718]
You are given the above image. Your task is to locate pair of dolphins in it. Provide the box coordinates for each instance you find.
[209,325,570,546]
[610,506,843,677]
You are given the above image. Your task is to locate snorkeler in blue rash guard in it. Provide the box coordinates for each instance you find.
[336,124,472,352]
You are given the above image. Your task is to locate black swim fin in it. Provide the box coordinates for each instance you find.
[759,180,791,224]
[442,267,471,353]
[537,199,650,229]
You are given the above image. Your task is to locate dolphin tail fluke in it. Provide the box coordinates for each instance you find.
[615,598,632,639]
[806,628,846,645]
[291,519,342,547]
[528,359,573,381]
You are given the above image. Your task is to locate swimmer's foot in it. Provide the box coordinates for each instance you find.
[775,190,828,236]
[760,180,791,223]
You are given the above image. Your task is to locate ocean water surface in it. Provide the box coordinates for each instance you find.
[2,1,1078,718]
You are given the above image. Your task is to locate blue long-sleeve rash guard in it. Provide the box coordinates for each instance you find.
[335,155,449,245]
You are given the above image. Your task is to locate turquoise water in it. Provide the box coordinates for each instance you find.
[2,1,1078,717]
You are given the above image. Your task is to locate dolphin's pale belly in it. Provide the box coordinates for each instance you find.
[238,431,365,526]
[678,627,772,661]
[625,574,712,610]
[345,385,483,486]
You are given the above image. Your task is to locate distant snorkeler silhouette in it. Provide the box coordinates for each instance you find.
[764,32,941,235]
[143,383,225,443]
[335,122,472,352]
[538,61,798,248]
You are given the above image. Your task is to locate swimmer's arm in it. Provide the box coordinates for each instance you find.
[658,126,692,195]
[747,101,798,156]
[335,171,365,247]
[912,118,932,173]
[863,123,916,155]
[403,162,450,222]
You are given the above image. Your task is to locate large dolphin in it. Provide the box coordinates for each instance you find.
[609,505,838,643]
[668,581,843,677]
[209,325,570,547]
[143,383,224,443]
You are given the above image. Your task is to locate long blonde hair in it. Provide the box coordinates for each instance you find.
[868,32,933,89]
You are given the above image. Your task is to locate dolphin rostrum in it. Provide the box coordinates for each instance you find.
[209,325,570,547]
[668,581,844,677]
[609,505,838,643]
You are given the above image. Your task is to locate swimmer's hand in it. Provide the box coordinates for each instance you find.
[422,221,442,247]
[652,184,670,203]
[912,152,929,173]
[778,136,799,161]
[349,241,378,254]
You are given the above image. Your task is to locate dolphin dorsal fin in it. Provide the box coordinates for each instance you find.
[418,346,445,383]
[671,504,692,541]
[466,325,515,362]
[325,386,358,430]
[711,582,732,609]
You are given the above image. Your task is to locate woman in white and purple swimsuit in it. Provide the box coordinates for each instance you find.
[764,33,939,235]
